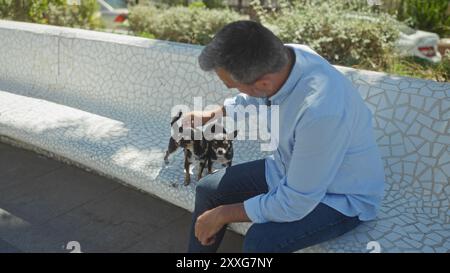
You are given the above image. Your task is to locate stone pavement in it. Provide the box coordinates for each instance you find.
[0,142,243,253]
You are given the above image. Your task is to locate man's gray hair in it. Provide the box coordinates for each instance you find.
[198,20,289,84]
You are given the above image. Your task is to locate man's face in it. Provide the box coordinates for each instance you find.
[215,68,267,97]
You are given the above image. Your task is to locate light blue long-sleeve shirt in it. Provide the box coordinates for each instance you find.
[223,44,385,224]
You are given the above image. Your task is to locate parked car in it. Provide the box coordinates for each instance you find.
[97,0,129,30]
[344,13,442,63]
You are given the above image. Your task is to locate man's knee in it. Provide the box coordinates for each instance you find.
[195,170,224,209]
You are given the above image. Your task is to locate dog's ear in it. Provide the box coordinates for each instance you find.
[227,130,238,140]
[170,111,183,126]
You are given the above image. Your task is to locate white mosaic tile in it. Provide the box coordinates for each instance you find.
[0,21,449,252]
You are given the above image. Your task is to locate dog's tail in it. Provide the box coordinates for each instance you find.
[170,111,183,126]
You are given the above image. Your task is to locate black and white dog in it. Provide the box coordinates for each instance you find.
[164,111,209,186]
[205,123,238,171]
[164,111,237,186]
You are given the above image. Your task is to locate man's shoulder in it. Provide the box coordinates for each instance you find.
[285,43,320,56]
[295,73,347,115]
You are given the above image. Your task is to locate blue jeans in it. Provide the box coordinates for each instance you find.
[187,159,361,253]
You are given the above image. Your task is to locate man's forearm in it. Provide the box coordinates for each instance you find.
[217,203,251,224]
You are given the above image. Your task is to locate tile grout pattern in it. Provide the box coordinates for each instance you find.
[0,20,449,252]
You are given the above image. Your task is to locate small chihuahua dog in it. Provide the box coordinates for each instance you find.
[164,111,209,186]
[205,123,238,172]
[164,112,237,186]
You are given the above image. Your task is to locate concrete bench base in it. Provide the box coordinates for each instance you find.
[1,89,448,253]
[0,90,252,240]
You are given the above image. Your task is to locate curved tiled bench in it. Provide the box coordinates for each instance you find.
[0,20,448,252]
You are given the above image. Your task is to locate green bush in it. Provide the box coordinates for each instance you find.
[397,0,450,37]
[143,0,186,8]
[0,0,34,21]
[203,0,224,9]
[140,0,223,8]
[129,4,246,44]
[188,1,207,9]
[0,0,101,29]
[252,0,400,68]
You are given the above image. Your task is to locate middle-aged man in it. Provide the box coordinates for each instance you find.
[182,20,385,253]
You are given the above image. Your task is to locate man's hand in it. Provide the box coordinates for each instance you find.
[195,203,250,246]
[195,207,225,246]
[181,111,206,129]
[181,106,225,129]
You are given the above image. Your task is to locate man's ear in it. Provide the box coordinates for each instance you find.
[253,74,274,92]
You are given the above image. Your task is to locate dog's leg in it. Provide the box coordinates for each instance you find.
[184,152,191,186]
[207,158,213,174]
[197,160,206,180]
[164,137,178,164]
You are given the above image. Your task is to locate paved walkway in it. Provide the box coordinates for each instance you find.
[0,142,243,253]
